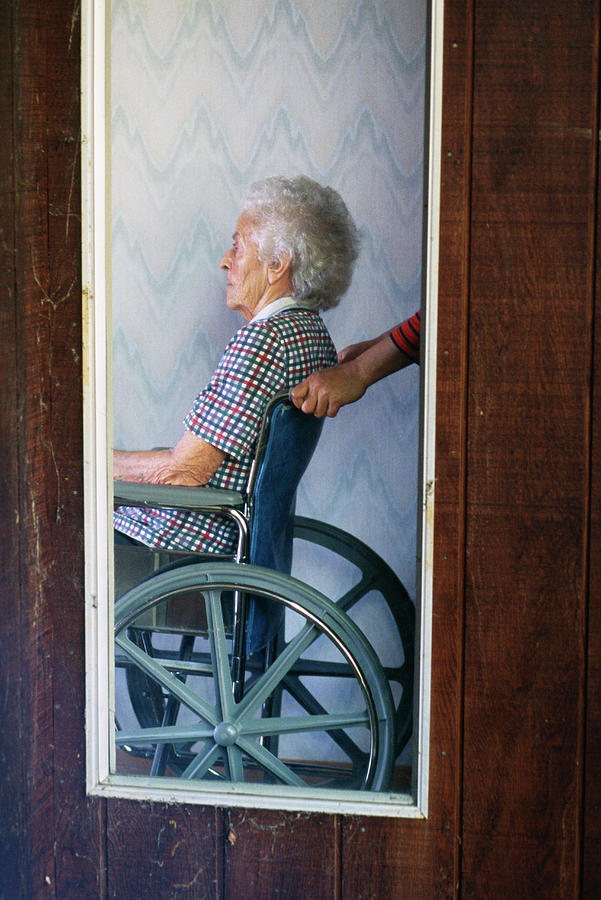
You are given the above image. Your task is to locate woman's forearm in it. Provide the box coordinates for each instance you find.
[113,433,225,485]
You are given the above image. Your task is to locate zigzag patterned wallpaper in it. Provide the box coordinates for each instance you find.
[111,0,426,611]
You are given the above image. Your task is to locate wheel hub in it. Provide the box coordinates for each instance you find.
[213,721,239,746]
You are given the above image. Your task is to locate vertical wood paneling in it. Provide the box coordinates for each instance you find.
[461,1,597,897]
[42,3,108,893]
[0,2,29,897]
[583,8,601,890]
[1,2,106,898]
[14,0,61,894]
[223,809,338,899]
[106,802,219,898]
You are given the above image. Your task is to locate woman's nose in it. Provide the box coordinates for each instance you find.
[220,250,232,270]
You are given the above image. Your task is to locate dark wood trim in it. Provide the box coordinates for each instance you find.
[461,1,599,895]
[584,3,601,896]
[0,3,28,893]
[222,809,338,899]
[0,2,107,896]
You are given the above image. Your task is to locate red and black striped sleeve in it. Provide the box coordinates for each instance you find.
[390,310,421,363]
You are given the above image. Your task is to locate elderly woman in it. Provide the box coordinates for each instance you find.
[113,175,360,554]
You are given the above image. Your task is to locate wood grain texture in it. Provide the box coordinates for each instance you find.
[460,1,597,897]
[106,802,220,899]
[1,2,106,898]
[223,809,338,899]
[0,2,29,897]
[583,7,601,891]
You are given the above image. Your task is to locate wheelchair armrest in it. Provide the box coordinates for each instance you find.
[113,480,244,511]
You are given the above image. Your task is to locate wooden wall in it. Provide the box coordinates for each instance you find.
[1,0,600,897]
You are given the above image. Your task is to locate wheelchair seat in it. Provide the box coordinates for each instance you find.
[113,391,412,791]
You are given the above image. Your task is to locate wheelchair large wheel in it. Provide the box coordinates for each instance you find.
[114,562,396,791]
[292,517,414,754]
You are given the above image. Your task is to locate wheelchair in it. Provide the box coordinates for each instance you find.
[113,391,414,792]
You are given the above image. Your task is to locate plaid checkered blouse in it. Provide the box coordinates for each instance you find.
[113,307,337,553]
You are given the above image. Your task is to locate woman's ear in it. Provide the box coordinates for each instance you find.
[267,251,292,285]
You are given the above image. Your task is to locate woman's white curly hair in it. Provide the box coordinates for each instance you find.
[242,175,361,311]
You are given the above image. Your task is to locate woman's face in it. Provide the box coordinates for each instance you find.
[220,211,270,321]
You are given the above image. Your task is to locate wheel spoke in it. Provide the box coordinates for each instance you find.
[226,745,245,781]
[116,723,213,746]
[180,741,223,780]
[333,573,376,612]
[235,736,306,787]
[240,710,369,737]
[286,657,361,678]
[384,660,410,683]
[234,620,320,719]
[282,674,369,765]
[294,517,415,757]
[116,632,217,727]
[124,655,214,677]
[204,587,235,719]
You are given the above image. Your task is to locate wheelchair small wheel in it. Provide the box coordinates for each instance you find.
[292,516,415,755]
[114,562,396,791]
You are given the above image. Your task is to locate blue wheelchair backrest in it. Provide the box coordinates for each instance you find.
[246,391,324,575]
